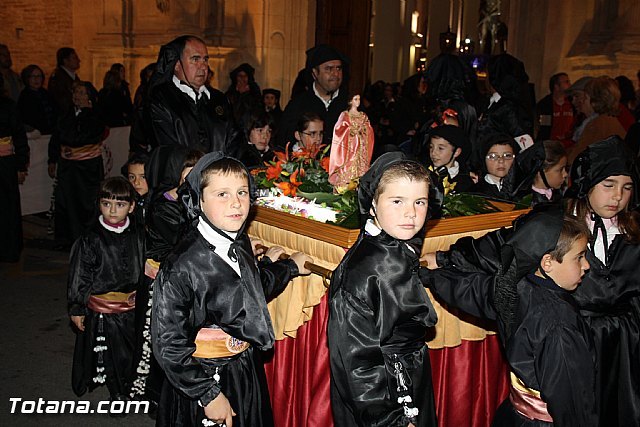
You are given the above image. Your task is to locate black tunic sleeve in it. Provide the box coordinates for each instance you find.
[67,235,97,316]
[259,258,299,302]
[421,266,498,321]
[436,226,510,273]
[535,325,598,427]
[152,269,221,405]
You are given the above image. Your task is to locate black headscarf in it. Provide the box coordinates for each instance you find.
[488,53,529,100]
[426,53,475,101]
[495,203,565,337]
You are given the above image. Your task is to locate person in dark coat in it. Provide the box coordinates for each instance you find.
[151,153,312,426]
[0,73,29,263]
[277,44,349,150]
[17,64,57,135]
[328,152,438,427]
[146,35,238,153]
[48,47,81,113]
[225,62,262,128]
[236,111,276,169]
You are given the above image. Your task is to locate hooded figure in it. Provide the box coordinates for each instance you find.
[277,44,350,150]
[225,62,262,128]
[479,53,534,151]
[152,152,300,427]
[329,151,438,427]
[145,35,238,153]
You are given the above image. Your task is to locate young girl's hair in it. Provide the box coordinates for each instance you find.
[98,176,137,203]
[565,196,640,244]
[548,214,591,262]
[542,140,566,172]
[121,152,149,177]
[295,112,323,133]
[200,157,249,190]
[244,112,273,139]
[183,150,205,170]
[373,161,430,203]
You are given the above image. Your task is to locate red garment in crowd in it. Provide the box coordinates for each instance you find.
[550,98,574,149]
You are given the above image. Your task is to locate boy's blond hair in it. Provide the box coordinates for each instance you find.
[373,161,430,204]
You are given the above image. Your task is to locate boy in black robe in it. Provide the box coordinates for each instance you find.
[422,205,598,426]
[151,153,312,426]
[68,177,144,400]
[328,152,438,427]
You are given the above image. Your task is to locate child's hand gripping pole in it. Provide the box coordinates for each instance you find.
[255,244,332,284]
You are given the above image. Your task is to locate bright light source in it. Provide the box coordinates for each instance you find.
[411,11,419,34]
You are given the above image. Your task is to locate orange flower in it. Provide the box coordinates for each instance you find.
[320,156,330,173]
[276,169,302,196]
[265,160,283,181]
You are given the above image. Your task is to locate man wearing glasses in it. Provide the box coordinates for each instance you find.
[277,44,349,151]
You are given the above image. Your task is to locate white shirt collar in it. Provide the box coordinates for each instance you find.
[484,173,502,190]
[172,75,210,102]
[365,218,382,236]
[488,92,501,107]
[313,82,339,110]
[61,66,77,80]
[98,215,130,233]
[196,218,240,276]
[447,161,460,179]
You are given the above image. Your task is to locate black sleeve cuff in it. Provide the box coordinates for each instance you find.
[198,384,221,408]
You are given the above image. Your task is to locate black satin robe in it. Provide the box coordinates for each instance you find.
[0,97,29,262]
[571,237,640,427]
[151,229,298,427]
[49,107,107,244]
[147,81,239,153]
[328,230,438,427]
[67,219,145,397]
[479,97,533,144]
[423,269,598,427]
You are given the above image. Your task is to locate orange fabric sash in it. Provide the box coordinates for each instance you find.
[61,143,102,161]
[87,291,136,314]
[508,372,553,422]
[0,136,14,157]
[144,258,160,279]
[193,328,250,359]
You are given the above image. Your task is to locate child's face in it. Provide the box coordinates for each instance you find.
[543,237,590,291]
[249,126,272,152]
[200,172,250,233]
[429,136,460,168]
[99,198,134,224]
[588,175,634,219]
[485,144,515,179]
[127,163,148,196]
[371,177,429,240]
[295,120,324,148]
[263,93,277,108]
[539,156,568,189]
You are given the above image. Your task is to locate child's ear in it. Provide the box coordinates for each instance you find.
[369,201,376,217]
[294,131,301,142]
[128,203,135,214]
[453,147,462,159]
[540,254,553,273]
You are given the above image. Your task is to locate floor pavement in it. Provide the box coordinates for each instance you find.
[0,215,154,426]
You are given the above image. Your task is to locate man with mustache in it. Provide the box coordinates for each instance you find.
[277,44,349,150]
[146,35,237,153]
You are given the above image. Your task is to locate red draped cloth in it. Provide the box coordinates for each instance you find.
[264,295,510,427]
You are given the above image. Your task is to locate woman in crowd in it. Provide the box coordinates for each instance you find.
[17,64,57,135]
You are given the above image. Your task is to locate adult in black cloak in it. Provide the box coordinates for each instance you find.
[479,54,534,153]
[277,44,349,150]
[0,73,29,262]
[328,152,438,427]
[225,62,262,128]
[146,35,238,153]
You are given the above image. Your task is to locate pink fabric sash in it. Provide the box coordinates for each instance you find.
[60,143,102,161]
[508,372,553,422]
[87,291,136,314]
[0,136,14,157]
